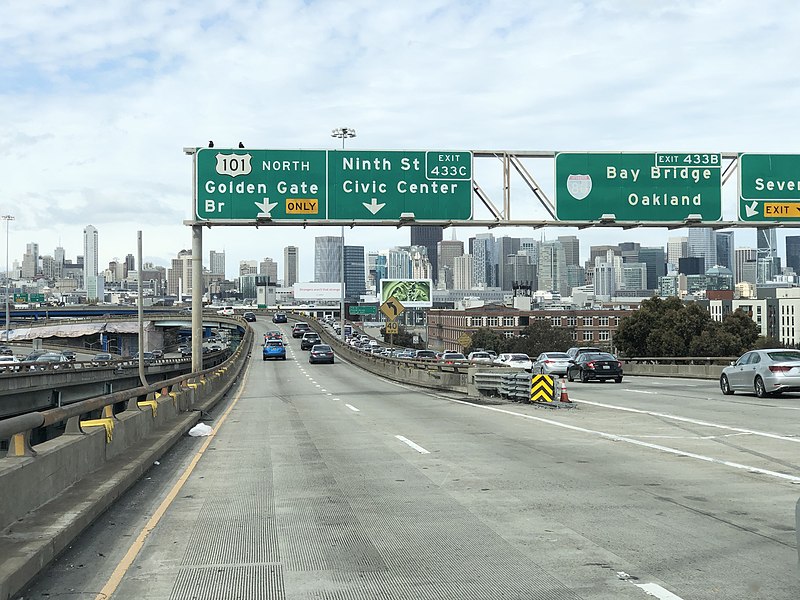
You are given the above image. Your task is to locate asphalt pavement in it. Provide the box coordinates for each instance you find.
[19,319,800,599]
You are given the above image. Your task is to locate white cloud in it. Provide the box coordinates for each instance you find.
[1,0,799,280]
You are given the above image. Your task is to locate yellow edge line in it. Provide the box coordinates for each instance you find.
[94,366,250,600]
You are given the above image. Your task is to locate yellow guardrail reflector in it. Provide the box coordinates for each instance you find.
[138,400,158,417]
[80,418,115,442]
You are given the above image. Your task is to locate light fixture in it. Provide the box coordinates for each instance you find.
[599,213,616,224]
[399,212,416,221]
[684,213,703,223]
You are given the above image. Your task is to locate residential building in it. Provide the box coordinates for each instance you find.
[667,236,688,270]
[239,260,257,276]
[259,257,278,283]
[734,247,757,284]
[167,250,192,296]
[471,233,496,288]
[453,254,474,289]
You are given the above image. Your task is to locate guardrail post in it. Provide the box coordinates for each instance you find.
[65,415,84,435]
[6,430,36,457]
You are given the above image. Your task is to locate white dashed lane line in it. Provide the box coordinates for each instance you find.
[395,435,430,454]
[345,404,360,412]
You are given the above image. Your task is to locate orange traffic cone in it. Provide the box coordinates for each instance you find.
[559,378,571,402]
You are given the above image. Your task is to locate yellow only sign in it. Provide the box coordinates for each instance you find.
[285,198,320,214]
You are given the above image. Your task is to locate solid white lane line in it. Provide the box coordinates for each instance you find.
[635,582,685,599]
[436,397,800,483]
[345,404,360,412]
[572,397,800,443]
[395,435,430,454]
[628,390,657,395]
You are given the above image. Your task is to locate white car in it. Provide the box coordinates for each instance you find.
[468,351,494,363]
[0,355,21,371]
[494,353,533,371]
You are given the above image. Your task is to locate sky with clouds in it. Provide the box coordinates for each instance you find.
[2,0,799,282]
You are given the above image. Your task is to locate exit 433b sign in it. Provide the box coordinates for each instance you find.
[555,152,722,222]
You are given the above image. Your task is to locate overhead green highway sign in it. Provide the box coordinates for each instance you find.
[349,305,377,315]
[739,153,800,221]
[555,152,722,222]
[195,148,472,222]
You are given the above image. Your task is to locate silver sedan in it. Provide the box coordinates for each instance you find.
[532,352,572,375]
[720,348,800,398]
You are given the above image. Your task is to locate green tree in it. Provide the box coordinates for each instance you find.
[466,328,505,354]
[504,319,575,357]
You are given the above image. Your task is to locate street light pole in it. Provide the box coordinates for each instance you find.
[2,215,14,342]
[331,127,356,341]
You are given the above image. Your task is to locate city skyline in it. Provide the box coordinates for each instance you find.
[3,4,800,283]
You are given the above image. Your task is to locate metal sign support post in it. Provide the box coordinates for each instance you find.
[191,224,203,373]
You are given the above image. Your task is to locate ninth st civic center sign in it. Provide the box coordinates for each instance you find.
[555,152,722,222]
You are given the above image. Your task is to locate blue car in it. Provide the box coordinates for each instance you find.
[263,339,287,361]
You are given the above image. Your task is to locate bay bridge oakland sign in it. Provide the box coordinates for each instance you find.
[555,152,723,221]
[195,148,472,222]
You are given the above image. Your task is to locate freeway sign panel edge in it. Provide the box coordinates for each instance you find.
[738,153,800,221]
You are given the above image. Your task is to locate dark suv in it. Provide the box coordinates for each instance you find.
[272,312,288,323]
[292,323,311,338]
[300,332,322,350]
[566,346,602,360]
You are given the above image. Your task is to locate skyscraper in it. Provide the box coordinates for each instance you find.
[757,227,780,282]
[495,236,520,290]
[667,236,688,270]
[283,246,299,287]
[22,243,39,279]
[210,250,226,278]
[437,239,464,289]
[343,246,366,300]
[786,236,800,275]
[557,235,580,267]
[715,231,734,272]
[471,233,495,287]
[538,240,568,296]
[735,247,757,284]
[410,226,443,283]
[687,228,717,272]
[453,254,474,289]
[314,236,342,283]
[259,257,278,283]
[639,247,666,290]
[83,225,100,300]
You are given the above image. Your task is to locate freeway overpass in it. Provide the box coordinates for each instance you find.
[1,315,799,599]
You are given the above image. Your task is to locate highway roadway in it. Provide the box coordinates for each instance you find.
[19,317,800,599]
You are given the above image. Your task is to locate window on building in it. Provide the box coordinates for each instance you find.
[599,331,610,341]
[583,331,594,341]
[583,317,593,326]
[551,317,560,327]
[487,317,499,327]
[571,331,577,340]
[503,317,515,327]
[598,316,609,326]
[504,331,515,338]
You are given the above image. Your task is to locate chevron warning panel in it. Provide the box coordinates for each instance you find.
[530,374,554,403]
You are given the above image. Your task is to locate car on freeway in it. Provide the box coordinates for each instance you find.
[0,345,13,356]
[210,345,222,352]
[415,349,438,360]
[179,345,191,357]
[467,351,493,363]
[61,350,77,362]
[132,352,156,364]
[309,344,334,364]
[272,312,288,323]
[494,353,533,371]
[532,352,573,375]
[440,352,467,364]
[292,322,311,338]
[22,349,49,363]
[265,330,283,341]
[31,352,70,370]
[0,355,21,371]
[300,332,322,350]
[216,305,235,316]
[566,352,623,383]
[243,311,256,322]
[396,350,415,359]
[92,353,114,364]
[151,349,164,359]
[263,339,287,361]
[566,346,603,360]
[720,348,800,398]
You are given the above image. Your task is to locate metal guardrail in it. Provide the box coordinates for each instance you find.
[621,356,737,365]
[0,326,253,448]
